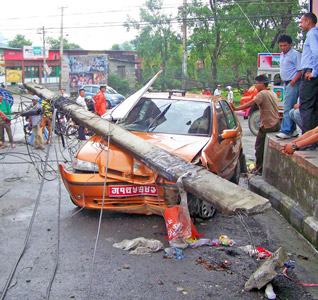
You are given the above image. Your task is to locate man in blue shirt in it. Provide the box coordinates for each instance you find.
[276,34,302,139]
[299,12,318,137]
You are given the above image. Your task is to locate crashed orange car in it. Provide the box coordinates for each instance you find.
[59,79,244,219]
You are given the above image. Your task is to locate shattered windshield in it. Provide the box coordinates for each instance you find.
[120,98,212,136]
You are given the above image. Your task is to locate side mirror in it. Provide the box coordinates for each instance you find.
[218,129,237,143]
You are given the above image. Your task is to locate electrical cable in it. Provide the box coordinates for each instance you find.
[0,117,54,300]
[45,109,61,300]
[86,133,111,300]
[231,0,271,53]
[283,267,318,287]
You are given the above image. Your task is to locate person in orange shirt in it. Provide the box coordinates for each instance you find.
[93,85,107,116]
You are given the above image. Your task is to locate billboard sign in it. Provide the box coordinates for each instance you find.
[23,46,48,59]
[67,55,108,89]
[258,53,280,69]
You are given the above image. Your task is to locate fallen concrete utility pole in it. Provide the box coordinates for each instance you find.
[24,83,270,215]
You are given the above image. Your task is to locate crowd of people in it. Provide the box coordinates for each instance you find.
[232,12,318,174]
[0,85,106,149]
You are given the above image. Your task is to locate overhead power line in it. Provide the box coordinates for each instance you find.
[0,13,303,33]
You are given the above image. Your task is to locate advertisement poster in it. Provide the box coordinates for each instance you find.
[6,70,22,83]
[68,55,107,88]
[274,87,284,104]
[0,50,5,76]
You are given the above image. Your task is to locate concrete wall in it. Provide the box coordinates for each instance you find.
[108,60,135,90]
[263,134,318,218]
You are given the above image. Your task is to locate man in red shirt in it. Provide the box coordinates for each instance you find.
[93,85,107,116]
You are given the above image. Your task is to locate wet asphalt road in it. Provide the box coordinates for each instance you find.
[0,98,318,300]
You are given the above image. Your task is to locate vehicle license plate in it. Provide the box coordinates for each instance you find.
[109,185,158,197]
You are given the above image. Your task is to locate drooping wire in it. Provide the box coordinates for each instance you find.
[44,109,61,300]
[86,131,112,300]
[0,115,54,300]
[231,0,271,54]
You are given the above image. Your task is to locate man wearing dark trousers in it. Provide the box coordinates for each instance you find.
[299,12,318,140]
[231,75,280,174]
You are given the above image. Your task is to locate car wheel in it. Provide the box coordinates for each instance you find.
[187,193,200,217]
[248,110,260,136]
[199,200,216,219]
[229,159,241,185]
[106,100,111,109]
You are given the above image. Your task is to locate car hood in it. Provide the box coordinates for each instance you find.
[134,132,210,162]
[76,133,209,181]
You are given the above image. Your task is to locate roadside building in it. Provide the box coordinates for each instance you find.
[0,47,141,92]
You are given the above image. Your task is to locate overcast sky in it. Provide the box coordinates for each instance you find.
[1,0,192,50]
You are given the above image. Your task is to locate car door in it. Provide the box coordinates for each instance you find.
[211,100,240,178]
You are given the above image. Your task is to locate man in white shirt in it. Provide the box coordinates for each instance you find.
[76,88,87,140]
[275,34,302,139]
[213,84,221,97]
[226,86,234,104]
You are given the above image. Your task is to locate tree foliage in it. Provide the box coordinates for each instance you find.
[127,0,305,91]
[108,74,130,96]
[126,0,182,90]
[8,34,32,48]
[46,37,82,50]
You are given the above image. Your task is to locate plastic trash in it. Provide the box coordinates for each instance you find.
[239,245,272,258]
[188,238,219,248]
[219,235,235,246]
[163,247,184,259]
[265,283,276,299]
[113,237,164,255]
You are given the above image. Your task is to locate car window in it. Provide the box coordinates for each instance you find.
[92,87,99,94]
[220,100,237,129]
[215,101,228,135]
[120,98,211,136]
[83,86,91,93]
[106,87,117,94]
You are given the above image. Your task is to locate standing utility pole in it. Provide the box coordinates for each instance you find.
[59,6,67,90]
[42,26,47,84]
[182,0,187,90]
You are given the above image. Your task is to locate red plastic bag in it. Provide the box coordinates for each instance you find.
[164,206,202,242]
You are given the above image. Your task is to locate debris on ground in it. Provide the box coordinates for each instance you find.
[245,247,288,291]
[164,205,202,249]
[196,257,232,273]
[113,237,163,255]
[163,247,184,259]
[188,238,219,248]
[265,283,276,299]
[188,235,235,248]
[239,245,272,259]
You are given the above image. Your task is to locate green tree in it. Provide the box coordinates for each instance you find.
[110,42,134,51]
[126,0,181,90]
[46,37,81,50]
[108,74,131,96]
[8,34,32,48]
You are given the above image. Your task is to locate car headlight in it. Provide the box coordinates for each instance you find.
[72,158,99,172]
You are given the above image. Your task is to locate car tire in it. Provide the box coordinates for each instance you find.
[229,159,240,185]
[106,100,111,109]
[187,193,216,219]
[199,200,216,219]
[248,109,260,136]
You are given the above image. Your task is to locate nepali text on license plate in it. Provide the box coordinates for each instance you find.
[109,185,158,197]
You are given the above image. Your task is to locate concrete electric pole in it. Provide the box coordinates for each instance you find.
[182,0,187,90]
[59,6,67,90]
[42,26,47,84]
